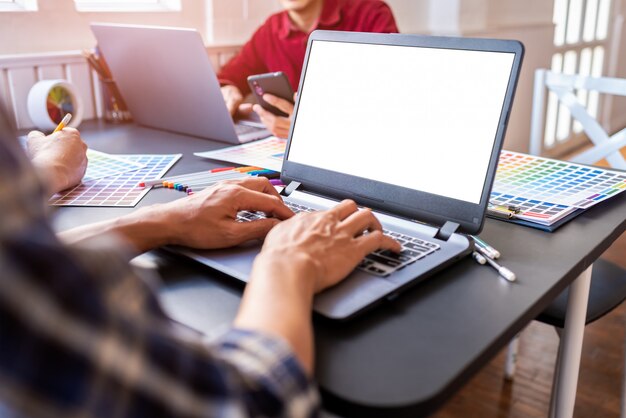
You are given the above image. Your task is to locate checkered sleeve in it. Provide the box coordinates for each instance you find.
[0,118,319,417]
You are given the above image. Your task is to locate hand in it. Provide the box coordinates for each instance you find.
[27,128,88,195]
[157,177,294,250]
[221,85,244,116]
[253,93,295,139]
[256,200,401,293]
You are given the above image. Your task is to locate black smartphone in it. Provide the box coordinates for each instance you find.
[247,72,294,117]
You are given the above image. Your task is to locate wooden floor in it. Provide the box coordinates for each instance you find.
[432,234,626,418]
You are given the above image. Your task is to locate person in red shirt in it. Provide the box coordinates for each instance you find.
[218,0,399,138]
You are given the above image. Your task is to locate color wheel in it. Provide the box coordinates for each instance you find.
[46,85,75,124]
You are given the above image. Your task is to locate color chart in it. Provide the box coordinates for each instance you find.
[493,151,626,209]
[195,137,286,172]
[50,154,181,207]
[83,150,145,182]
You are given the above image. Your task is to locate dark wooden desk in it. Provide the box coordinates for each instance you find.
[54,121,626,417]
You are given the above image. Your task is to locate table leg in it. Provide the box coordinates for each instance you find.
[621,326,626,418]
[504,333,520,380]
[554,265,593,418]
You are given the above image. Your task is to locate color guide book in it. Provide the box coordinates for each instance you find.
[50,154,181,207]
[490,151,626,228]
[195,137,286,172]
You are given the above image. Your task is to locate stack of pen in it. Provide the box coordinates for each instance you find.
[139,166,282,195]
[82,47,132,123]
[471,235,516,282]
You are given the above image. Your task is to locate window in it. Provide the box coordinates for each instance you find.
[74,0,181,12]
[0,0,37,12]
[544,0,613,153]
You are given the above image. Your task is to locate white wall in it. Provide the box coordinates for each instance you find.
[209,0,281,44]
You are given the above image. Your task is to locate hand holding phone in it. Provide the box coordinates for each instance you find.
[247,72,294,117]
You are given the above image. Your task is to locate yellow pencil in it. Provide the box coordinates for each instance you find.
[53,113,72,133]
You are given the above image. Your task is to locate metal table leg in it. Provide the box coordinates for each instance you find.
[554,265,593,418]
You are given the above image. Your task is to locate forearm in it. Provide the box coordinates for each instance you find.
[58,204,177,255]
[235,252,317,374]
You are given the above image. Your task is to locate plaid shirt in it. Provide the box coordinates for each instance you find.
[0,111,319,417]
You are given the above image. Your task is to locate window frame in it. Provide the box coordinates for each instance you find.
[73,0,181,13]
[542,0,615,158]
[0,0,38,12]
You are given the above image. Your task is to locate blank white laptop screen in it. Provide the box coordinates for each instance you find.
[287,40,516,204]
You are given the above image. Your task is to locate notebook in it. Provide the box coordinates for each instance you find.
[91,23,270,144]
[171,30,524,320]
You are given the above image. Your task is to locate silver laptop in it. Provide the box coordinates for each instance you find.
[172,31,524,320]
[91,23,270,143]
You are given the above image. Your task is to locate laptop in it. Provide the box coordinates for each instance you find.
[91,23,270,143]
[171,30,524,320]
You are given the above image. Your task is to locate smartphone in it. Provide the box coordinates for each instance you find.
[247,72,294,117]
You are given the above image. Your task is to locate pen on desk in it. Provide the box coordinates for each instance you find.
[53,113,72,133]
[475,245,517,282]
[472,251,487,265]
[471,235,501,259]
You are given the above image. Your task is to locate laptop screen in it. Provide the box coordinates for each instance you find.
[286,39,516,205]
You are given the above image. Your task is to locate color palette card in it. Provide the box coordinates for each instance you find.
[195,137,286,172]
[494,151,626,209]
[83,149,145,182]
[50,154,181,207]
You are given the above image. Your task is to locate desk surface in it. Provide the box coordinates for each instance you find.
[54,121,626,417]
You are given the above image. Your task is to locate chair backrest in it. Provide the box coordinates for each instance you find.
[529,69,626,169]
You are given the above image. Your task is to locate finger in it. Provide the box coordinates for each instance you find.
[293,92,298,101]
[61,126,80,135]
[27,130,46,139]
[274,118,291,139]
[238,103,254,115]
[263,94,294,115]
[355,230,402,254]
[327,199,359,221]
[253,104,275,124]
[233,187,294,219]
[224,176,283,199]
[340,208,383,235]
[275,127,290,139]
[229,217,282,243]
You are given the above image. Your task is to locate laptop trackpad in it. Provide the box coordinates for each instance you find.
[170,240,397,318]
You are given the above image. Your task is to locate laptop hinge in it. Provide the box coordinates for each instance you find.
[435,221,460,241]
[280,181,301,197]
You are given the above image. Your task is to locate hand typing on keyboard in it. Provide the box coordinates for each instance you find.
[156,176,294,250]
[237,199,400,374]
[251,200,402,293]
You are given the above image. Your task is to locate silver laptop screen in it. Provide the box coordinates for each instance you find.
[287,40,515,205]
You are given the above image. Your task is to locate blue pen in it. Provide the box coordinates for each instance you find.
[248,169,279,178]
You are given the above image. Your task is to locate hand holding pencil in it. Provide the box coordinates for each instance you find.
[26,125,88,195]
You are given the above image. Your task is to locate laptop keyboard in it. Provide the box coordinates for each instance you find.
[237,201,440,277]
[235,123,264,135]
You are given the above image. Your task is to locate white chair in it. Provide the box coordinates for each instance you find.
[505,69,626,418]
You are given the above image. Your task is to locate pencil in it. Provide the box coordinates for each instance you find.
[53,113,72,133]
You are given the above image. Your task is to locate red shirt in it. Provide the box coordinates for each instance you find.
[217,0,399,95]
